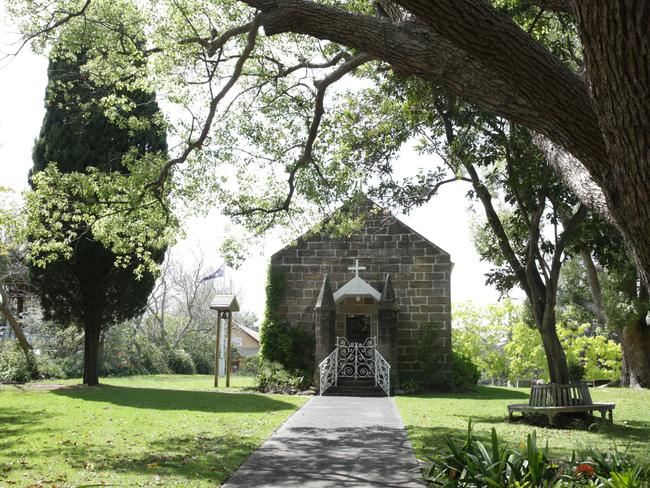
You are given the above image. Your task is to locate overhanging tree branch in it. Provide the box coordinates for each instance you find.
[231,51,374,218]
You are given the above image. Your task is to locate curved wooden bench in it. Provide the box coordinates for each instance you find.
[507,382,615,426]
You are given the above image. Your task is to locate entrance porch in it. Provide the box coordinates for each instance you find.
[313,261,399,396]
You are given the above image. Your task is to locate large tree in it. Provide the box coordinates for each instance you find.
[331,76,587,384]
[8,1,648,304]
[29,47,168,385]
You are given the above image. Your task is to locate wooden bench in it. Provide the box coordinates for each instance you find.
[507,382,615,426]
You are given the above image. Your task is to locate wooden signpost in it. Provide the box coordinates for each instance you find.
[209,294,240,388]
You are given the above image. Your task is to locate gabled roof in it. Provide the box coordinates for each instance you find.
[333,275,382,304]
[270,194,451,258]
[234,322,260,343]
[209,294,240,312]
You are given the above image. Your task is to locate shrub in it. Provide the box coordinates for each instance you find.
[256,360,311,393]
[260,319,314,373]
[0,340,33,383]
[167,349,196,375]
[59,353,84,378]
[418,322,456,389]
[452,350,480,387]
[239,354,260,376]
[424,420,650,487]
[182,335,214,375]
[568,358,586,381]
[402,378,424,395]
[137,339,170,375]
[35,354,65,379]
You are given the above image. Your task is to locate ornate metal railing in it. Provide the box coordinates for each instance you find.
[374,349,391,396]
[319,336,390,396]
[319,347,338,395]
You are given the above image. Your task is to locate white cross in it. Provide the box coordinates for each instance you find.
[348,259,366,278]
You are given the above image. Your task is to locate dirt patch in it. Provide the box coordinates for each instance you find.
[1,383,69,391]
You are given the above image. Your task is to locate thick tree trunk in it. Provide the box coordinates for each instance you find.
[573,2,650,289]
[620,320,650,389]
[538,305,569,385]
[83,325,101,386]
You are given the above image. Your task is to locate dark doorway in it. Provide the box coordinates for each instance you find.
[346,314,371,343]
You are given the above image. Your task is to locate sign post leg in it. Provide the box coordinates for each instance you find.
[214,313,222,387]
[226,311,233,387]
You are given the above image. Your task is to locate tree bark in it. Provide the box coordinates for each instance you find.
[532,134,612,223]
[83,324,101,386]
[573,2,650,289]
[579,250,608,327]
[0,289,33,356]
[620,319,650,389]
[540,322,569,384]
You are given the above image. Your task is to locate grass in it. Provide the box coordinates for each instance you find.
[37,373,258,391]
[0,374,307,487]
[395,385,650,462]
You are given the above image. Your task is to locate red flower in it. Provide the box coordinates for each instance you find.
[574,463,595,479]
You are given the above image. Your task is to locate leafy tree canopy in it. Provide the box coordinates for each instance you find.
[5,0,602,267]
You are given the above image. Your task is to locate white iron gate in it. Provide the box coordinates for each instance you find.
[319,336,390,395]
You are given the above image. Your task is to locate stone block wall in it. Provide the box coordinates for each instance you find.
[269,203,453,388]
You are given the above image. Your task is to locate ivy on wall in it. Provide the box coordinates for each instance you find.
[259,263,314,373]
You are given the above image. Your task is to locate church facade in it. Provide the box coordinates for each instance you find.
[268,200,453,392]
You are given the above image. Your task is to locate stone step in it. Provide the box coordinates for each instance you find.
[323,388,386,397]
[322,379,387,397]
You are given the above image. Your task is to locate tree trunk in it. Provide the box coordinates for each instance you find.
[0,300,32,355]
[573,2,650,290]
[83,325,101,386]
[0,290,37,378]
[539,316,569,385]
[620,319,650,389]
[620,340,632,387]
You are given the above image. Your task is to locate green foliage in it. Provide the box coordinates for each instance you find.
[28,40,169,384]
[417,322,444,388]
[567,358,586,382]
[180,333,215,375]
[239,354,261,376]
[166,349,196,375]
[256,360,310,393]
[452,351,481,388]
[261,263,285,325]
[260,265,314,373]
[402,378,424,395]
[453,300,621,383]
[100,325,170,376]
[424,421,650,487]
[505,313,549,382]
[260,319,314,373]
[452,300,514,381]
[0,340,33,382]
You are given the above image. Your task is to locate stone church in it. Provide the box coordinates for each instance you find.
[269,199,453,394]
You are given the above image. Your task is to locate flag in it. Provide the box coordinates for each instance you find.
[199,264,225,283]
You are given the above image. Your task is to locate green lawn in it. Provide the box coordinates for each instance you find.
[396,386,650,462]
[0,375,306,487]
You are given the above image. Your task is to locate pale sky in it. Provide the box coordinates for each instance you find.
[0,9,509,322]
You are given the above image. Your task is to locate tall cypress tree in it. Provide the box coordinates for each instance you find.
[30,50,168,385]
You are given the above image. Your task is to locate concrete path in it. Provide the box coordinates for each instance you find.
[222,396,424,487]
